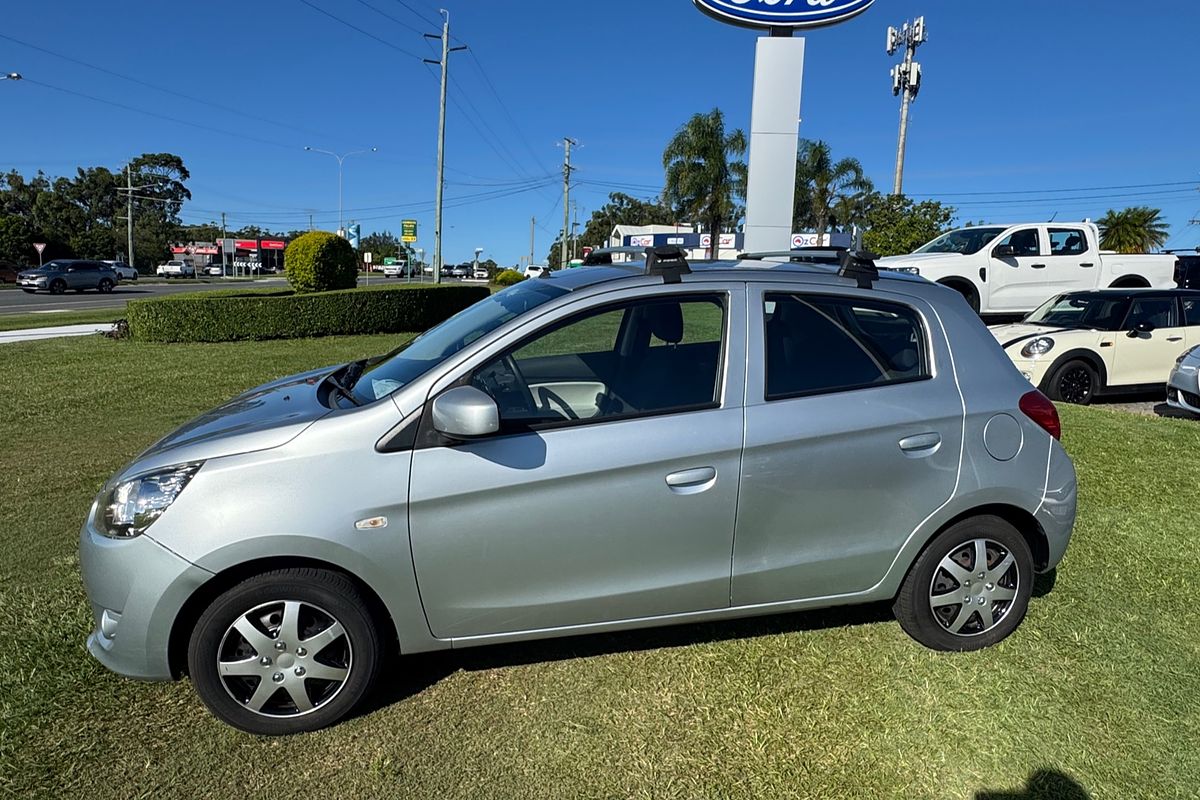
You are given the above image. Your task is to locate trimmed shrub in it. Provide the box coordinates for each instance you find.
[493,268,525,287]
[285,231,357,293]
[127,284,489,343]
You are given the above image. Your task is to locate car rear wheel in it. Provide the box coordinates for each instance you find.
[187,568,382,735]
[1045,359,1098,405]
[894,515,1034,651]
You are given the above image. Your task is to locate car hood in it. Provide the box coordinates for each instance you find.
[988,323,1086,350]
[18,267,61,276]
[122,364,341,477]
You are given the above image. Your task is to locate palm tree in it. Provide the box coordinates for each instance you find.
[1098,206,1170,253]
[793,140,874,244]
[662,109,747,259]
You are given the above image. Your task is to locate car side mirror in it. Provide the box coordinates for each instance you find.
[1127,321,1156,337]
[431,386,500,439]
[992,244,1015,258]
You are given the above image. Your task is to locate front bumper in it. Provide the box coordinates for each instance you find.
[79,506,213,681]
[17,279,45,290]
[1003,354,1056,389]
[1166,364,1200,415]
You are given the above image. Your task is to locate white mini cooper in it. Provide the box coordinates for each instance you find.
[990,289,1200,404]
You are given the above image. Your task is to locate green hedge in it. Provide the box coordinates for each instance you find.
[285,231,358,293]
[493,268,525,287]
[127,284,489,343]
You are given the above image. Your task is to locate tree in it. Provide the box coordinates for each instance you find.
[284,231,357,293]
[361,231,408,262]
[545,192,677,264]
[793,140,874,241]
[861,194,956,257]
[662,109,747,259]
[1098,206,1169,253]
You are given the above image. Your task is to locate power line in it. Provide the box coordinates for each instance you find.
[0,32,366,148]
[910,180,1199,198]
[294,0,426,59]
[346,0,426,35]
[387,0,442,28]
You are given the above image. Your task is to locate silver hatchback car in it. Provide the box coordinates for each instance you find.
[80,251,1077,734]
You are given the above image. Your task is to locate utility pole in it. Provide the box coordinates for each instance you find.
[529,216,536,267]
[221,212,229,277]
[425,10,467,285]
[887,16,926,195]
[115,164,166,270]
[570,201,580,261]
[559,137,577,271]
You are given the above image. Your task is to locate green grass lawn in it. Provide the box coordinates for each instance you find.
[0,309,124,332]
[2,335,1199,799]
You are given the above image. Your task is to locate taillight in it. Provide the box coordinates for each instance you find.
[1019,390,1061,440]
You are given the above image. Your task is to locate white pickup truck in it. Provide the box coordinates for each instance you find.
[156,259,195,278]
[876,222,1176,314]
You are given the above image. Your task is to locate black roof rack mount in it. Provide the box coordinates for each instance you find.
[836,250,881,289]
[644,246,691,284]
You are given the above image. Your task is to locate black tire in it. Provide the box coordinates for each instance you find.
[50,279,66,295]
[894,515,1034,651]
[187,568,382,735]
[98,278,113,293]
[1044,358,1098,405]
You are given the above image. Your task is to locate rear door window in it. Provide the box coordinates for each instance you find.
[763,293,929,399]
[1124,296,1179,329]
[1048,228,1088,256]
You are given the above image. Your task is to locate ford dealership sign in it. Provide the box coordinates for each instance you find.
[694,0,875,30]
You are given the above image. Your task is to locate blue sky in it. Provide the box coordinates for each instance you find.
[2,0,1198,263]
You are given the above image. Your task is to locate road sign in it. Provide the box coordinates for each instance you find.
[363,252,373,264]
[401,219,418,243]
[693,0,875,30]
[383,257,398,266]
[33,243,46,254]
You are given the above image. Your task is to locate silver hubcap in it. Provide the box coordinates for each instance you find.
[928,538,1020,637]
[216,600,352,718]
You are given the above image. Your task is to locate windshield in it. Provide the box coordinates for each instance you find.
[914,227,1006,255]
[349,279,569,403]
[1025,293,1130,330]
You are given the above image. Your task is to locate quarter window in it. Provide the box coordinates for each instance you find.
[1048,228,1088,256]
[764,294,929,400]
[473,295,725,427]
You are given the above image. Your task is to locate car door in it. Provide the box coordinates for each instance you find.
[408,286,746,639]
[1110,294,1186,386]
[1044,227,1099,293]
[988,227,1051,311]
[1183,295,1200,348]
[732,286,963,605]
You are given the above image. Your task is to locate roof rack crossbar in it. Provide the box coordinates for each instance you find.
[644,246,691,284]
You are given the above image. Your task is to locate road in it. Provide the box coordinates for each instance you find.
[0,276,470,316]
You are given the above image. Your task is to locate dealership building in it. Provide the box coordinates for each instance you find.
[169,238,288,272]
[607,225,851,261]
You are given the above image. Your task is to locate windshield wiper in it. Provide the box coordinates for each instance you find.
[326,373,361,407]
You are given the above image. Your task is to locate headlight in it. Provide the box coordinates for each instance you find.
[891,266,920,275]
[100,462,203,538]
[1020,337,1055,358]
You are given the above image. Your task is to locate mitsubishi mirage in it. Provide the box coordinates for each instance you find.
[80,250,1077,735]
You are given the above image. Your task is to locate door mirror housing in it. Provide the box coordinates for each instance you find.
[992,244,1015,259]
[431,386,500,439]
[1128,321,1156,337]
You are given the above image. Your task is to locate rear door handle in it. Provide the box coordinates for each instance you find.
[665,467,717,494]
[899,433,941,455]
[1079,262,1095,268]
[1031,263,1046,269]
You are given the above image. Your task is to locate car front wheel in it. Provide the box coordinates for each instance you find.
[187,568,382,735]
[1044,359,1098,405]
[894,515,1034,651]
[98,279,114,293]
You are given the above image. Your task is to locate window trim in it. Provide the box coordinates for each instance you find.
[447,291,731,440]
[1119,294,1180,331]
[1047,227,1090,257]
[761,291,932,403]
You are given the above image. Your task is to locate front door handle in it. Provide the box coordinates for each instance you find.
[1080,262,1095,268]
[1167,336,1184,342]
[899,432,941,455]
[1030,263,1047,269]
[665,467,717,494]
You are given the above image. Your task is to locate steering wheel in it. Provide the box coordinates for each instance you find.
[536,386,579,420]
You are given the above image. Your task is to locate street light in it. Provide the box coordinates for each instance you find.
[303,146,377,235]
[1,73,21,81]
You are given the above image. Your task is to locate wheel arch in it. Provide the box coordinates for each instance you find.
[936,277,981,310]
[1037,348,1109,393]
[167,556,399,679]
[1109,275,1150,288]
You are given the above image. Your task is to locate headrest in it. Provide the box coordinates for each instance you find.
[646,303,684,344]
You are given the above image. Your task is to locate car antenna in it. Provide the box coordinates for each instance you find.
[644,246,691,284]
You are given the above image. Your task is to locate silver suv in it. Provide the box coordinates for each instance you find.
[18,259,118,294]
[80,251,1077,735]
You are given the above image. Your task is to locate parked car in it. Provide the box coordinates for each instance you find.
[473,264,490,280]
[104,261,138,281]
[989,288,1200,404]
[204,265,224,277]
[1172,252,1200,289]
[18,259,118,294]
[157,260,195,278]
[80,252,1076,735]
[524,264,550,279]
[1166,344,1200,416]
[877,222,1177,315]
[0,261,22,283]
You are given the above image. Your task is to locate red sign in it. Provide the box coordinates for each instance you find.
[260,240,286,250]
[581,246,593,257]
[235,240,258,251]
[33,242,46,254]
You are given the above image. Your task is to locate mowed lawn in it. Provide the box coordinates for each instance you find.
[2,334,1199,799]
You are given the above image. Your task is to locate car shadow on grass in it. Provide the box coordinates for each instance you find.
[976,768,1091,799]
[355,600,897,719]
